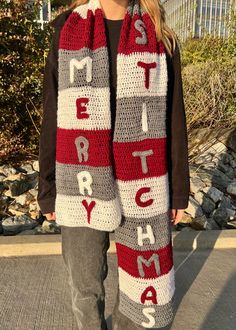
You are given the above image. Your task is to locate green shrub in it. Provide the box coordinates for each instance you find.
[0,0,52,161]
[180,10,236,131]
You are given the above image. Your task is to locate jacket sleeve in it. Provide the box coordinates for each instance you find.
[167,42,190,210]
[37,9,73,215]
[37,29,59,214]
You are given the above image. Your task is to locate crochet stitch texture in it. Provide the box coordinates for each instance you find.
[55,0,175,327]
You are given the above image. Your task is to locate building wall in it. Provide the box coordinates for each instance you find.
[163,0,234,40]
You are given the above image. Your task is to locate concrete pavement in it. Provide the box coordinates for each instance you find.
[0,229,236,257]
[0,244,235,329]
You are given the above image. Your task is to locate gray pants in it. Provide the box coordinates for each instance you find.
[61,225,144,330]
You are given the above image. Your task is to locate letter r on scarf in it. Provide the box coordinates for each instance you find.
[135,187,154,207]
[137,61,157,89]
[70,57,92,83]
[77,171,93,196]
[137,224,155,246]
[137,254,161,278]
[75,136,89,163]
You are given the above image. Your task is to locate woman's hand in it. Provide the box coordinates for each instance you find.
[169,209,185,225]
[44,212,56,221]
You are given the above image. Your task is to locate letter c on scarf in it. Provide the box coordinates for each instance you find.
[135,187,154,207]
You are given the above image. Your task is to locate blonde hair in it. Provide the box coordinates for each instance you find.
[68,0,177,56]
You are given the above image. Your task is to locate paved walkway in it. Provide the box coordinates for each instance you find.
[0,248,235,330]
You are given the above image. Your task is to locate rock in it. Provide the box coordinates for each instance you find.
[194,191,204,204]
[211,141,228,154]
[180,226,195,232]
[29,201,38,211]
[15,193,27,206]
[34,220,61,234]
[28,188,38,198]
[226,180,236,197]
[0,165,17,176]
[221,153,232,165]
[226,208,236,220]
[3,173,31,197]
[17,163,34,174]
[212,207,229,228]
[217,161,234,179]
[180,213,192,224]
[232,151,236,160]
[25,172,39,190]
[32,161,39,172]
[17,229,38,235]
[0,196,9,211]
[190,177,205,194]
[7,205,28,216]
[0,174,6,182]
[207,217,221,230]
[218,129,236,152]
[196,171,213,186]
[202,196,216,214]
[224,220,236,229]
[219,195,234,209]
[189,166,199,178]
[229,159,236,168]
[29,210,40,220]
[202,186,224,203]
[210,169,231,191]
[190,215,209,230]
[9,180,30,197]
[194,154,213,165]
[3,173,25,182]
[2,215,38,235]
[185,196,203,218]
[0,183,5,193]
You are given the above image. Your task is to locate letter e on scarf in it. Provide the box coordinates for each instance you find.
[76,97,89,119]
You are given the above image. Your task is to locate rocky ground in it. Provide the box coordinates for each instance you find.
[183,127,236,231]
[0,161,60,236]
[0,128,236,236]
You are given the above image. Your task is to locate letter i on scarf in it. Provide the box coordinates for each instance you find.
[55,0,175,327]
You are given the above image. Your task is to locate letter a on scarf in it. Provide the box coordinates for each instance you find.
[55,0,176,327]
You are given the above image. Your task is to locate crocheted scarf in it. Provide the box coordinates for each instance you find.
[55,0,175,327]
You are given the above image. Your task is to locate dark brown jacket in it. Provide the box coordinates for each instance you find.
[37,9,190,214]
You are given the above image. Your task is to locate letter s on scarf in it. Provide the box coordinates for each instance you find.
[141,307,155,328]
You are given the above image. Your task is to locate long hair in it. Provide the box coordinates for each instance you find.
[68,0,177,57]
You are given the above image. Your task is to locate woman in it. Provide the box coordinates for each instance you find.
[37,0,190,329]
